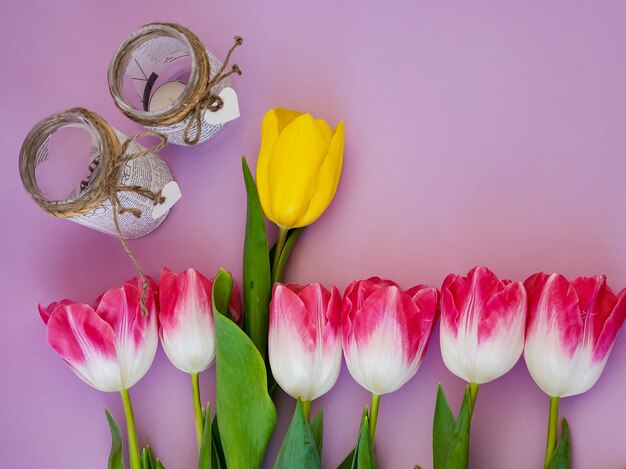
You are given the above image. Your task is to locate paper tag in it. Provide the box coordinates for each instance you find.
[152,181,182,219]
[204,87,240,125]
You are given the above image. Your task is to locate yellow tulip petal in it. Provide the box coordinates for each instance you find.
[256,110,280,221]
[315,118,333,146]
[294,121,344,227]
[274,108,303,133]
[267,114,329,228]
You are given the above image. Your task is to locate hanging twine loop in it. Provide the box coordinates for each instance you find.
[109,23,243,145]
[19,108,167,316]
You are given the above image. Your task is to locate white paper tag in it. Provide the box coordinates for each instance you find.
[204,87,240,125]
[152,181,182,219]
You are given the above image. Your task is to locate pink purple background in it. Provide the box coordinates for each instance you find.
[2,1,626,468]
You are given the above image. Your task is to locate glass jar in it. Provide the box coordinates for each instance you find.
[108,23,239,146]
[19,108,175,238]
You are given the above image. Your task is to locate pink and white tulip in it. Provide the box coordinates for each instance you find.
[440,266,527,384]
[524,273,626,397]
[269,282,342,401]
[342,277,438,395]
[159,267,242,374]
[41,277,158,392]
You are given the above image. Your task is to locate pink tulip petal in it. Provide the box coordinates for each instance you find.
[96,280,154,350]
[525,273,582,358]
[158,267,180,332]
[409,286,439,341]
[571,275,616,349]
[159,268,212,335]
[325,286,342,337]
[354,286,422,363]
[46,303,116,366]
[299,283,331,327]
[441,273,468,336]
[469,266,506,311]
[593,287,626,361]
[479,281,526,344]
[228,281,244,325]
[270,284,314,351]
[38,299,74,325]
[342,277,399,337]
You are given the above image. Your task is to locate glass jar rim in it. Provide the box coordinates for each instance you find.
[19,110,106,205]
[107,23,199,121]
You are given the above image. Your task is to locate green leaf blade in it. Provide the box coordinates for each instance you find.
[433,384,456,469]
[198,403,212,469]
[336,450,355,469]
[211,416,225,469]
[444,386,471,469]
[546,419,571,469]
[105,409,125,469]
[214,268,277,469]
[310,411,324,458]
[242,157,272,359]
[355,408,377,469]
[274,400,321,469]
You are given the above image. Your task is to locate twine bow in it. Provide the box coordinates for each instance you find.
[182,36,244,145]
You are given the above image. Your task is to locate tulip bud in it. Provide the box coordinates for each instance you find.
[342,277,438,395]
[42,277,158,392]
[256,108,345,229]
[159,268,242,374]
[524,273,626,397]
[440,266,527,384]
[269,282,342,401]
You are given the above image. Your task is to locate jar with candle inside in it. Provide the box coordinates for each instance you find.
[19,108,177,239]
[108,23,242,146]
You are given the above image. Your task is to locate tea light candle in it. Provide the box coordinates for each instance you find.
[149,81,187,112]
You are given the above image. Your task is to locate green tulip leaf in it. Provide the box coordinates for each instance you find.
[198,402,212,469]
[354,407,377,469]
[105,409,125,469]
[310,410,324,457]
[242,157,272,359]
[336,450,355,469]
[432,384,471,469]
[140,446,156,469]
[211,416,226,469]
[274,399,321,469]
[213,268,277,469]
[546,419,571,469]
[433,384,456,469]
[445,386,471,469]
[155,460,166,469]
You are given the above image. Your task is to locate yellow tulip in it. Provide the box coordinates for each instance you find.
[256,108,345,230]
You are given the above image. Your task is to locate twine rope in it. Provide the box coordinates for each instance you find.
[110,23,243,145]
[20,108,167,315]
[182,36,243,145]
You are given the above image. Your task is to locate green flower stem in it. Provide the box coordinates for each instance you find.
[369,393,381,443]
[120,388,141,469]
[302,399,312,421]
[191,372,204,450]
[469,382,479,414]
[273,228,303,285]
[545,396,560,468]
[271,226,289,283]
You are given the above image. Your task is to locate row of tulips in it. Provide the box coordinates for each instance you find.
[36,104,626,468]
[40,264,626,468]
